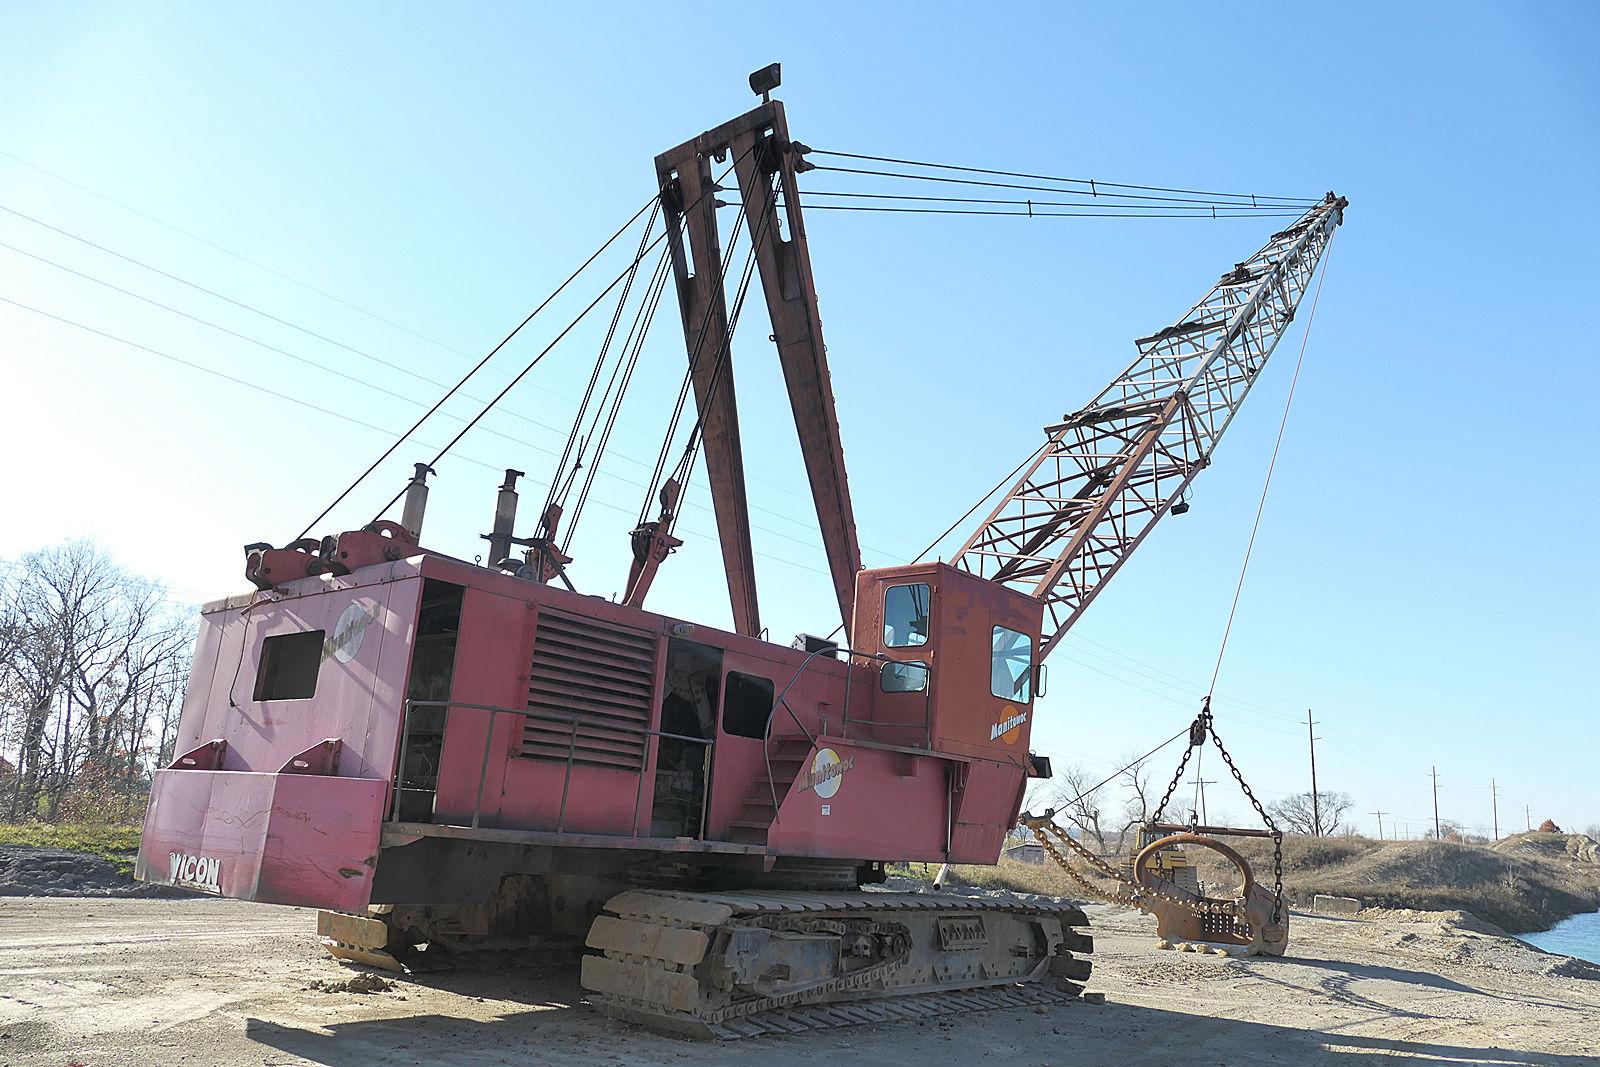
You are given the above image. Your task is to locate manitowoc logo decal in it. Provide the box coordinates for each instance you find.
[168,852,222,893]
[991,706,1028,745]
[799,747,854,799]
[325,601,377,663]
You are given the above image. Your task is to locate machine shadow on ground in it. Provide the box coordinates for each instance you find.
[243,995,1600,1067]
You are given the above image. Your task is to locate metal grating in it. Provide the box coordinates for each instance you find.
[522,608,657,771]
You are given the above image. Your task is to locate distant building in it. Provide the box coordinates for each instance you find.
[1003,842,1047,865]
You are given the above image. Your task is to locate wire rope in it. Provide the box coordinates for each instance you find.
[1205,242,1335,698]
[804,147,1320,204]
[296,194,662,540]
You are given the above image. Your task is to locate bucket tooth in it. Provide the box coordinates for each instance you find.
[318,909,408,973]
[322,941,408,973]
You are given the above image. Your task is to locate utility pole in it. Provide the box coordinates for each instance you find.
[1525,804,1531,832]
[1491,779,1499,842]
[1440,767,1452,844]
[1307,709,1321,836]
[1370,810,1385,840]
[1187,778,1218,824]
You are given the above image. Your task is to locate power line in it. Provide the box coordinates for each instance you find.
[0,202,466,393]
[0,295,404,441]
[1067,621,1314,721]
[0,147,475,361]
[0,238,454,412]
[0,193,929,552]
[0,294,844,584]
[1,192,940,560]
[0,249,903,567]
[298,193,664,538]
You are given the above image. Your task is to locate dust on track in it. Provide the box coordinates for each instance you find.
[1,896,1596,1066]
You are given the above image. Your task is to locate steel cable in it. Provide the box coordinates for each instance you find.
[805,148,1321,205]
[296,194,662,540]
[1204,241,1336,698]
[366,218,688,526]
[536,201,664,536]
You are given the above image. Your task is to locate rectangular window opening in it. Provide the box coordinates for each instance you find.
[991,626,1033,703]
[883,583,931,648]
[881,660,929,694]
[722,671,776,740]
[254,630,325,701]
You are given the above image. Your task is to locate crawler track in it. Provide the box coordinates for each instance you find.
[581,889,1093,1038]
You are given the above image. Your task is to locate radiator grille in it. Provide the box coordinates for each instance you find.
[522,608,657,771]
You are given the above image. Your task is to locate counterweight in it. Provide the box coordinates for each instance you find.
[953,194,1347,659]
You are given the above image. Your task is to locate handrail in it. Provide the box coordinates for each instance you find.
[394,698,711,835]
[759,645,935,823]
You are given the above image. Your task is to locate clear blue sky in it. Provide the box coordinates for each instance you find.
[2,3,1595,835]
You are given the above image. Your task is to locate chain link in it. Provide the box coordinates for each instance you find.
[1208,717,1286,925]
[1150,732,1198,826]
[1025,819,1203,914]
[1143,697,1288,927]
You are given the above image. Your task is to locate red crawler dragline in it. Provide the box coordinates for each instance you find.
[137,68,1345,1036]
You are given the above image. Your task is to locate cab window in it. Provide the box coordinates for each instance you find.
[883,583,930,648]
[991,626,1033,702]
[880,660,929,693]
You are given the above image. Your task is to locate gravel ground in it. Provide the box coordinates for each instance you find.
[0,896,1597,1066]
[0,845,177,898]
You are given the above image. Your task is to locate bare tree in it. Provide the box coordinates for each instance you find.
[1268,790,1354,836]
[1044,763,1109,852]
[1116,753,1159,850]
[0,541,193,823]
[1,542,117,819]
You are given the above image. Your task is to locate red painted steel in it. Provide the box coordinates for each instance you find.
[137,768,386,911]
[138,545,1045,906]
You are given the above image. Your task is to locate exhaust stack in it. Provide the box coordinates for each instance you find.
[487,468,524,567]
[401,463,435,542]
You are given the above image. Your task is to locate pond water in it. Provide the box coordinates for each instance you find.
[1520,909,1600,965]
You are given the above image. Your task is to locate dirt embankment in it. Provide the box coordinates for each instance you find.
[912,831,1600,934]
[1189,831,1600,933]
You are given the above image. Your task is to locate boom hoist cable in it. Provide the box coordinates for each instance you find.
[622,158,776,606]
[800,146,1322,205]
[792,146,1321,220]
[558,241,676,557]
[519,202,666,581]
[294,194,663,542]
[663,171,781,523]
[293,149,752,550]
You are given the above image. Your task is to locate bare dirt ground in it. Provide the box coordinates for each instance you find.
[1,896,1596,1066]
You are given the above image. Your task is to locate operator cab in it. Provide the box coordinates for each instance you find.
[851,562,1045,762]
